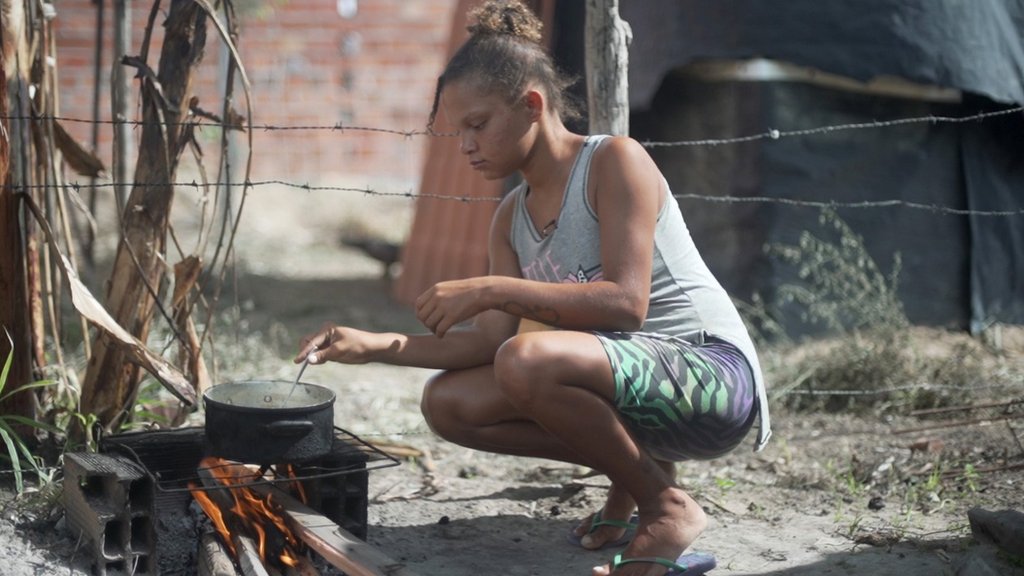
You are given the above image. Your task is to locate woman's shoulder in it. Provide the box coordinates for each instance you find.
[593,134,663,180]
[591,134,651,161]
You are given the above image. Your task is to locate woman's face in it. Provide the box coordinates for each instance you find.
[441,79,536,180]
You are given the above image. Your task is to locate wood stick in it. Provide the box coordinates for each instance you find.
[911,398,1024,416]
[198,532,237,576]
[233,533,270,576]
[251,484,420,576]
[939,462,1024,479]
[892,413,1024,434]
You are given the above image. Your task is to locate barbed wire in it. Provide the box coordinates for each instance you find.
[779,382,1021,396]
[1,114,455,138]
[673,194,1024,217]
[14,180,1024,217]
[640,105,1024,147]
[9,105,1023,216]
[4,104,1021,147]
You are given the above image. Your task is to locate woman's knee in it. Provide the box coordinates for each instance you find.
[420,371,461,438]
[421,367,506,442]
[494,335,551,408]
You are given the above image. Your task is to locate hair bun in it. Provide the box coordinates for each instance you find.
[467,0,543,44]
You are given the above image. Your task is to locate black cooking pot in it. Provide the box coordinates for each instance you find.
[203,380,336,464]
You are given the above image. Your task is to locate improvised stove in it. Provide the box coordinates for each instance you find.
[63,426,398,576]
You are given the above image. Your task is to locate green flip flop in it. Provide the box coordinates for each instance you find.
[566,509,639,550]
[611,551,717,574]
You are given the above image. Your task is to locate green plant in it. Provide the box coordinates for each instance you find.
[766,208,907,333]
[0,329,62,494]
[838,512,865,540]
[750,209,971,413]
[714,476,736,491]
[123,379,175,432]
[841,467,866,496]
[959,463,979,493]
[923,465,943,493]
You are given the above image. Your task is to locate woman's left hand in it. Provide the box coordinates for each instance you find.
[415,277,494,338]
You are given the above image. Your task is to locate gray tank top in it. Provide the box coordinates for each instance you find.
[509,135,771,451]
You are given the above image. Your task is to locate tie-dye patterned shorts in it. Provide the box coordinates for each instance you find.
[595,331,757,461]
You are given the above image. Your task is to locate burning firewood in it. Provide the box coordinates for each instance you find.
[192,458,315,575]
[199,532,236,576]
[233,534,271,576]
[251,483,421,576]
[285,556,322,576]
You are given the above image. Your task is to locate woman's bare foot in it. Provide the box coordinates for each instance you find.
[572,483,636,549]
[574,461,676,551]
[590,486,707,576]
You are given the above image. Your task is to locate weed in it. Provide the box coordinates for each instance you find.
[959,464,979,493]
[714,476,737,491]
[923,465,944,493]
[841,467,866,496]
[744,208,977,414]
[766,208,906,334]
[0,329,63,494]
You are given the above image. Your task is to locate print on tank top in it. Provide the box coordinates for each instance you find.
[521,247,602,284]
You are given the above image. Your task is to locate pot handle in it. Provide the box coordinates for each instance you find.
[264,420,315,437]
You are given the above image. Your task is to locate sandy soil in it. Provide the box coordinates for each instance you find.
[1,184,1022,576]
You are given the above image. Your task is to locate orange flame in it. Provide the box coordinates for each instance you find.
[188,456,306,568]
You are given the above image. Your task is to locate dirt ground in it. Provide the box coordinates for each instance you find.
[1,185,1023,576]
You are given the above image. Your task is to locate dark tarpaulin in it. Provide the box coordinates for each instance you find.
[621,0,1024,110]
[964,106,1024,332]
[608,0,1024,332]
[633,79,974,333]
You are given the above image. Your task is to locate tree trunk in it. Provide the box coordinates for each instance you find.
[585,0,632,136]
[80,0,207,429]
[1,4,37,424]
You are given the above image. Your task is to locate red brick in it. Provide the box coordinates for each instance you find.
[50,0,456,184]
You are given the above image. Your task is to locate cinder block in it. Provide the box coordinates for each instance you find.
[63,453,156,576]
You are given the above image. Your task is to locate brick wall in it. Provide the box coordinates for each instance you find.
[52,0,456,188]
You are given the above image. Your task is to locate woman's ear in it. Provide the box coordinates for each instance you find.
[523,89,544,122]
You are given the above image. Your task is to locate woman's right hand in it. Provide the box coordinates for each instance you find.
[294,323,384,365]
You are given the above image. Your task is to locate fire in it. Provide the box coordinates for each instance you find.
[189,457,306,568]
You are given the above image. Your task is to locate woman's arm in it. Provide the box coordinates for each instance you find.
[415,137,662,336]
[296,196,522,369]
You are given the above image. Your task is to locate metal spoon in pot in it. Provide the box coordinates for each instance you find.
[285,348,317,406]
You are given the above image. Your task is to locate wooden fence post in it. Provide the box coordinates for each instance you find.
[585,0,632,136]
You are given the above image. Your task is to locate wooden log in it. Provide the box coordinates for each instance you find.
[251,484,421,576]
[233,533,270,576]
[198,532,237,576]
[196,465,242,511]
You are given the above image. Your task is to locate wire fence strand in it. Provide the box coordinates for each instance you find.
[5,104,1021,146]
[12,180,1024,217]
[8,104,1023,215]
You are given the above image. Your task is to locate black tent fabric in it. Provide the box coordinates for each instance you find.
[632,79,976,333]
[964,106,1024,332]
[607,1,1024,333]
[622,0,1024,110]
[548,1,1023,333]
